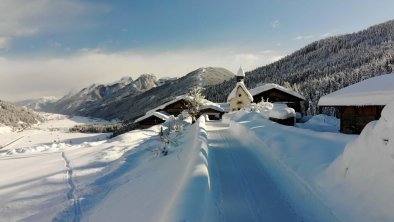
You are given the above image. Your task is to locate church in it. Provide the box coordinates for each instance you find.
[227,67,253,112]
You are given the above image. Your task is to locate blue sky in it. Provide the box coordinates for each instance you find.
[1,0,394,101]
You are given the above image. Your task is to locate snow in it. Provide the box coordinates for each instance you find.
[236,66,245,77]
[224,111,356,221]
[84,118,215,222]
[269,103,296,119]
[133,110,171,123]
[138,94,222,122]
[249,83,306,101]
[200,99,224,112]
[217,102,230,112]
[0,113,215,221]
[318,73,394,106]
[1,102,392,221]
[317,99,394,221]
[226,81,253,102]
[0,125,12,134]
[297,114,340,132]
[142,95,190,116]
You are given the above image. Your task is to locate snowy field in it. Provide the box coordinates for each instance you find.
[1,107,393,221]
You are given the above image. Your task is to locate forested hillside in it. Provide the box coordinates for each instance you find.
[205,19,394,114]
[0,100,43,129]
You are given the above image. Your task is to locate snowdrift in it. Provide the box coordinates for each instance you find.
[318,100,394,222]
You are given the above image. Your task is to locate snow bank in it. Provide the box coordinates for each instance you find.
[298,114,340,132]
[83,118,215,222]
[164,117,217,222]
[318,100,394,222]
[269,103,295,119]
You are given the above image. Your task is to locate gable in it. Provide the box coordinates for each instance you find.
[253,88,305,103]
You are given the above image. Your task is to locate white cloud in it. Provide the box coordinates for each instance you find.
[0,48,285,101]
[0,37,11,50]
[0,0,109,49]
[271,20,280,28]
[294,35,315,40]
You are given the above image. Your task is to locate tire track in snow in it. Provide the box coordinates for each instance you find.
[61,151,81,222]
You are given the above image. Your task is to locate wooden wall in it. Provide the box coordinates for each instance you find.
[161,100,188,116]
[198,108,224,120]
[136,116,166,129]
[253,89,304,113]
[339,106,384,134]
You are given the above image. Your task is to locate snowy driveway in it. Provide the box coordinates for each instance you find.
[206,121,302,222]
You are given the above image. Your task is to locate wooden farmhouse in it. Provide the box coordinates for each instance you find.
[134,95,226,129]
[153,95,189,116]
[227,67,254,112]
[318,73,394,134]
[134,111,170,129]
[249,84,305,114]
[198,103,225,120]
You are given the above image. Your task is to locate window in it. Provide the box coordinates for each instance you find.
[238,94,242,97]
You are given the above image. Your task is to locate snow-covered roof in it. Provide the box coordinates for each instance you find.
[318,73,394,106]
[217,103,230,112]
[134,111,171,123]
[138,95,224,122]
[236,66,245,77]
[227,81,254,102]
[249,83,306,101]
[200,103,224,112]
[147,95,190,114]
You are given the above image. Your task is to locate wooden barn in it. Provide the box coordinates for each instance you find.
[154,95,189,116]
[249,84,305,114]
[134,111,170,129]
[318,73,394,134]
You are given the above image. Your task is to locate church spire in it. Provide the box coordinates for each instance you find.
[236,66,245,82]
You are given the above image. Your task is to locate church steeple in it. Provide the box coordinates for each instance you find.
[236,66,245,82]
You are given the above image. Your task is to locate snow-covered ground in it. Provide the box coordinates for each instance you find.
[318,100,394,221]
[1,107,393,221]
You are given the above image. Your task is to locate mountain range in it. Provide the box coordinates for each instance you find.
[12,19,394,122]
[19,67,234,122]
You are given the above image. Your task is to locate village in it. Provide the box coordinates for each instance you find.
[1,1,394,221]
[134,66,393,136]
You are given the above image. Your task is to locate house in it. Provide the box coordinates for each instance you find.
[198,103,225,120]
[134,111,171,129]
[249,83,305,114]
[318,73,394,134]
[227,67,254,112]
[151,95,190,116]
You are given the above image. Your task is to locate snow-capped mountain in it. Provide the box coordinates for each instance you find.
[50,67,233,121]
[51,74,158,115]
[15,96,59,112]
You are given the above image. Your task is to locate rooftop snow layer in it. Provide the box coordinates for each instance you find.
[134,111,171,123]
[227,81,254,102]
[236,66,245,77]
[249,83,306,101]
[318,73,394,106]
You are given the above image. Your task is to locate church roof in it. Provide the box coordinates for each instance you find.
[227,81,254,102]
[236,66,245,77]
